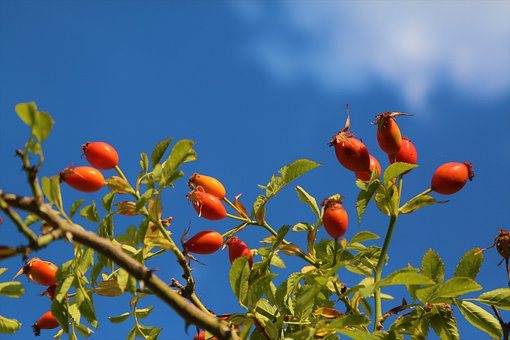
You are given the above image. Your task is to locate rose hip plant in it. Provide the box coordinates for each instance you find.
[0,102,509,339]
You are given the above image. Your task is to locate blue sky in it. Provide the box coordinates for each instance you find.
[0,1,509,339]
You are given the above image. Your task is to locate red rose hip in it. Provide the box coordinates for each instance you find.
[82,141,119,170]
[431,162,474,195]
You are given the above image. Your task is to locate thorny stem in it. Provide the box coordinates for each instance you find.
[374,175,404,330]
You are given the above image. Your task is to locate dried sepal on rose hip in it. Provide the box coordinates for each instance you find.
[321,195,349,239]
[355,154,382,181]
[376,111,409,156]
[187,186,227,220]
[188,173,226,200]
[32,310,59,336]
[329,107,371,172]
[82,141,119,170]
[60,166,105,193]
[227,236,253,268]
[431,161,474,195]
[184,230,224,255]
[13,258,58,286]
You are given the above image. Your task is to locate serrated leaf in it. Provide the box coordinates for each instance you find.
[51,298,70,333]
[356,180,380,224]
[105,176,133,194]
[295,186,320,217]
[55,274,75,303]
[117,268,130,293]
[435,277,482,298]
[247,274,276,307]
[400,195,446,214]
[161,139,196,186]
[80,201,100,222]
[75,281,97,328]
[70,199,85,218]
[77,247,94,275]
[422,248,445,284]
[0,282,24,298]
[151,138,173,168]
[271,225,290,251]
[252,195,267,224]
[93,278,123,297]
[429,305,460,340]
[457,301,501,339]
[454,248,484,280]
[349,231,380,244]
[376,268,435,288]
[108,312,131,324]
[0,315,22,334]
[383,162,418,184]
[476,288,510,310]
[265,159,321,198]
[42,176,63,212]
[374,186,393,217]
[229,256,251,309]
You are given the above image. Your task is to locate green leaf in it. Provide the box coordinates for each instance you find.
[161,139,196,186]
[102,192,115,212]
[377,268,435,288]
[135,306,154,319]
[136,189,155,211]
[139,152,149,172]
[0,268,6,276]
[337,329,374,340]
[421,248,445,284]
[383,162,418,184]
[77,247,94,275]
[42,175,63,212]
[265,159,321,198]
[349,231,380,244]
[70,199,85,218]
[252,195,267,224]
[15,102,38,126]
[51,298,70,334]
[108,312,131,324]
[229,256,251,309]
[116,268,130,293]
[476,288,510,310]
[55,274,75,303]
[292,222,313,232]
[271,225,290,251]
[74,322,94,338]
[457,301,501,339]
[0,282,24,298]
[374,186,393,217]
[247,274,276,307]
[0,315,22,334]
[328,314,371,329]
[151,138,173,168]
[400,195,446,214]
[429,305,460,340]
[294,283,323,316]
[295,186,320,217]
[80,201,100,222]
[436,277,482,298]
[24,213,40,226]
[454,248,484,280]
[32,110,54,142]
[75,281,98,328]
[356,180,381,224]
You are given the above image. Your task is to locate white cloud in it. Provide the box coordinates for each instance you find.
[233,1,510,108]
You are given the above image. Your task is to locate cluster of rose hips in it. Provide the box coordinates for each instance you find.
[59,141,119,192]
[186,174,253,268]
[13,258,60,336]
[60,141,253,267]
[324,110,474,240]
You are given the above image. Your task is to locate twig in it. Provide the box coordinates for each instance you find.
[491,305,509,340]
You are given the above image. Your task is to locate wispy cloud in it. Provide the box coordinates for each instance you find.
[232,1,510,108]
